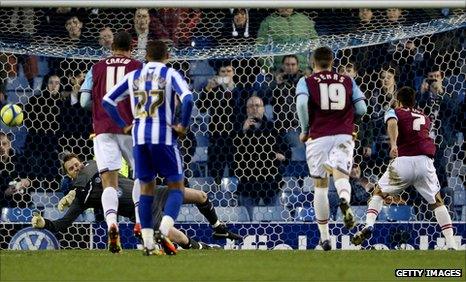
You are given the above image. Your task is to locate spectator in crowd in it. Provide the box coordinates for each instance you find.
[366,64,398,176]
[258,54,303,131]
[0,132,30,208]
[417,66,462,190]
[151,8,202,48]
[348,164,373,205]
[98,27,114,51]
[60,70,92,138]
[232,96,290,216]
[337,63,373,159]
[359,8,373,25]
[0,52,39,90]
[338,63,358,79]
[65,16,83,41]
[220,9,257,44]
[385,8,405,27]
[195,61,249,182]
[355,8,382,32]
[19,74,64,180]
[128,8,157,57]
[256,8,318,71]
[0,81,6,108]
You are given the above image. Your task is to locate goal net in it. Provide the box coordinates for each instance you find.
[0,7,465,250]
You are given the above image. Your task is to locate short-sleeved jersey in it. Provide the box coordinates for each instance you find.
[297,71,364,139]
[90,56,142,135]
[384,107,436,158]
[103,61,192,146]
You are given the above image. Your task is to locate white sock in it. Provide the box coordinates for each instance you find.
[334,178,351,203]
[132,179,141,224]
[141,228,155,249]
[366,195,383,228]
[434,205,456,249]
[314,187,330,241]
[102,187,119,230]
[159,215,175,237]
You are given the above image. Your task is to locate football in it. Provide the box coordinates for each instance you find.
[1,103,24,127]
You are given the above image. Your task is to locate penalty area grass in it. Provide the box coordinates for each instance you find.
[1,250,465,281]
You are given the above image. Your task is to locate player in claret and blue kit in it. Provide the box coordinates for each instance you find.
[103,40,194,256]
[351,86,457,250]
[296,46,367,251]
[80,31,143,254]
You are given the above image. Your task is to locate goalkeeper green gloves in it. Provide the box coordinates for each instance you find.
[58,190,76,211]
[31,212,45,228]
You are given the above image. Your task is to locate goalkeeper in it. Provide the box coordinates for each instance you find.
[32,153,241,248]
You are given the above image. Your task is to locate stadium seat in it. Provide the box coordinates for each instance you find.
[188,177,217,192]
[281,177,300,191]
[383,205,414,222]
[31,192,63,208]
[302,177,314,192]
[1,207,34,222]
[284,161,308,177]
[448,176,463,191]
[191,146,208,163]
[285,130,301,147]
[453,190,465,206]
[252,206,291,222]
[43,207,84,222]
[220,177,238,193]
[81,209,95,222]
[177,206,208,223]
[280,189,313,209]
[291,146,306,162]
[294,206,316,222]
[215,206,250,222]
[336,205,368,222]
[195,133,209,147]
[462,206,466,222]
[209,190,238,207]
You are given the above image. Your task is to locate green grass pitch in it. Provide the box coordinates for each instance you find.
[1,250,464,281]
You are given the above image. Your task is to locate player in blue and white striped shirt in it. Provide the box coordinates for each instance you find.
[102,40,194,255]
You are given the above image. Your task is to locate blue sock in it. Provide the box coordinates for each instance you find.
[163,189,184,220]
[139,194,154,229]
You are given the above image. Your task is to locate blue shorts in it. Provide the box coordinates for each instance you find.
[134,144,183,183]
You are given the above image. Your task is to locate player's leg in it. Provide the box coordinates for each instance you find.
[133,143,159,254]
[430,193,457,249]
[414,156,457,250]
[352,157,412,245]
[118,135,142,237]
[183,188,242,240]
[94,133,122,253]
[305,137,332,251]
[327,135,356,229]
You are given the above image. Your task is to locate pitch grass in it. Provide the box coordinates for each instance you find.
[1,250,464,281]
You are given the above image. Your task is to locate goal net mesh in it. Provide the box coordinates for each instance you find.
[0,7,465,250]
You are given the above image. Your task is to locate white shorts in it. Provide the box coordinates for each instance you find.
[305,134,354,178]
[93,133,134,173]
[378,155,440,204]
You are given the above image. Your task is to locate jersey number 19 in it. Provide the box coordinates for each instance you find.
[319,83,346,110]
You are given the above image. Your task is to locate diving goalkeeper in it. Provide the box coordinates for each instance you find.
[31,153,242,249]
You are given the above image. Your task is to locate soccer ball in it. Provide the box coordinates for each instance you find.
[1,103,24,127]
